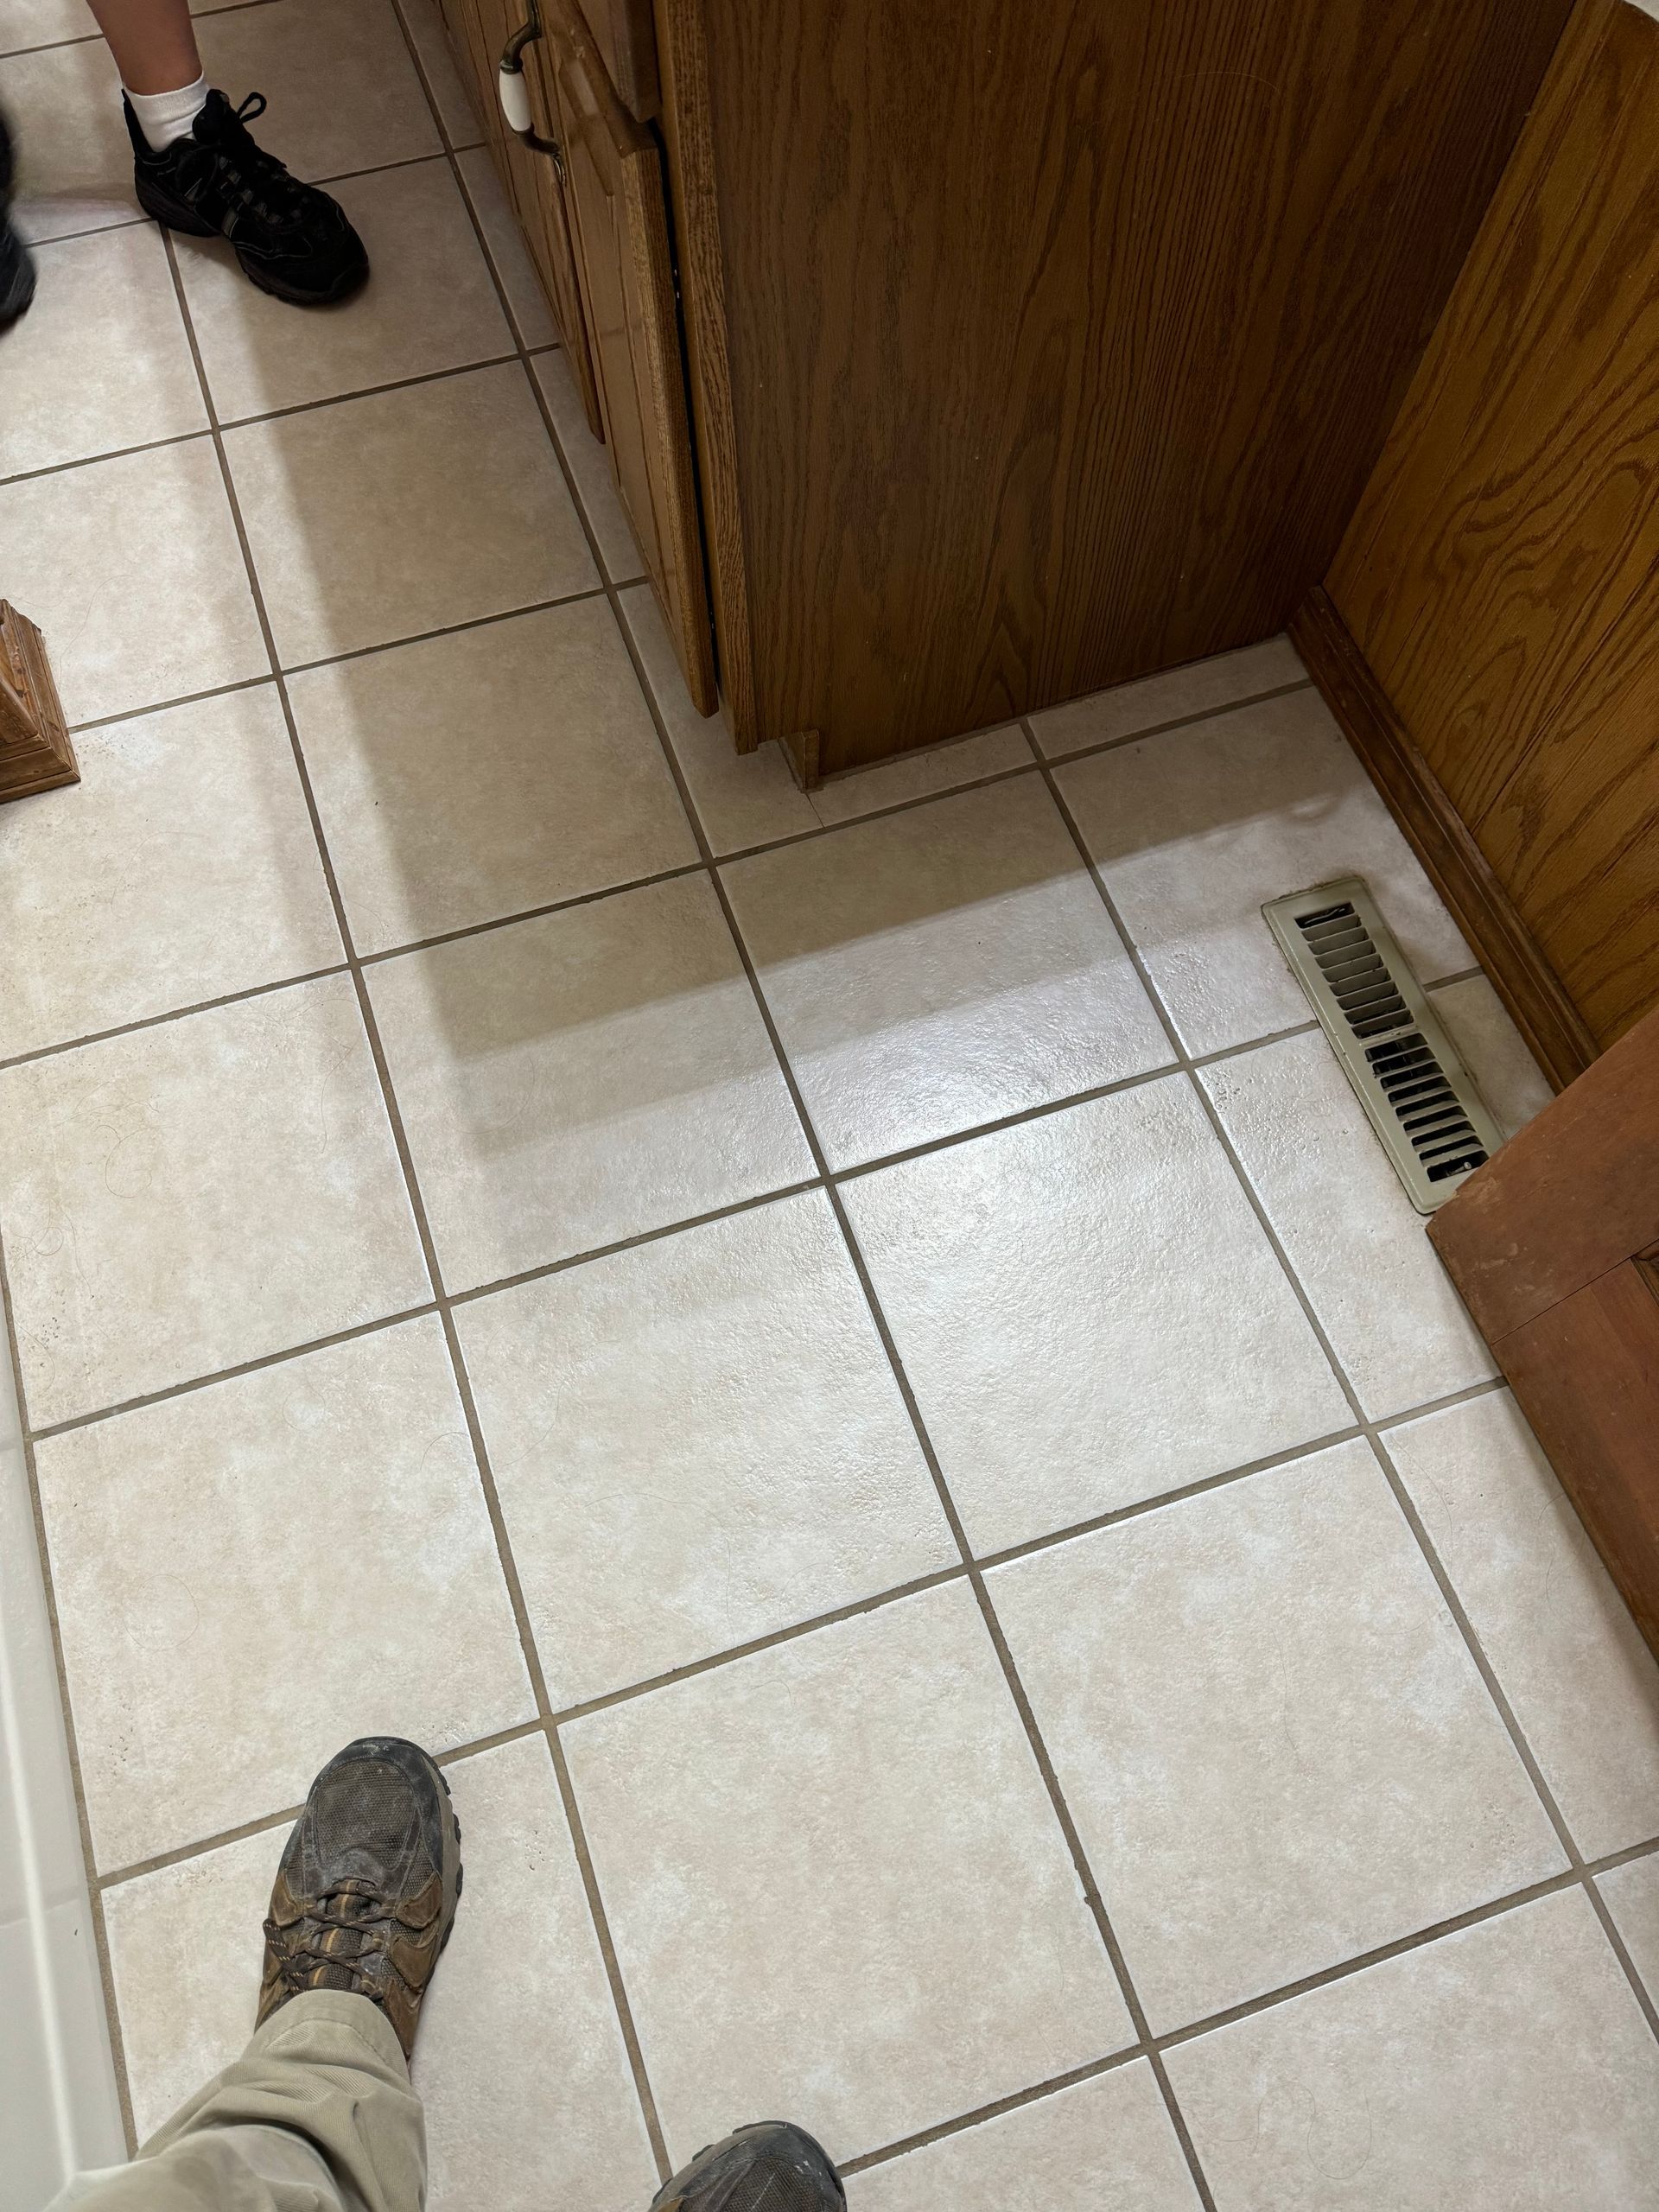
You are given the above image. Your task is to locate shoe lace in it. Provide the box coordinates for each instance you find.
[268,1877,400,1998]
[206,93,315,227]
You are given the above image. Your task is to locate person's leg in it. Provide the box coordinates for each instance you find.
[47,1738,460,2212]
[81,0,201,99]
[0,104,35,330]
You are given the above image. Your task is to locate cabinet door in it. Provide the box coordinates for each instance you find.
[533,8,716,712]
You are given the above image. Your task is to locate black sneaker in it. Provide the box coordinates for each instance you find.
[126,88,368,307]
[0,107,35,332]
[257,1737,461,2059]
[652,2122,844,2211]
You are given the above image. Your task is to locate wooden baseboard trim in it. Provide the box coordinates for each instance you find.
[0,602,78,805]
[776,724,823,791]
[1290,587,1597,1091]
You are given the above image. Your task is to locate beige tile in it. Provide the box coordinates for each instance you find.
[1167,1890,1659,2210]
[1056,687,1470,1056]
[846,2066,1200,2212]
[1599,1855,1659,2001]
[532,350,645,583]
[842,1076,1350,1554]
[457,144,556,348]
[619,582,814,854]
[0,0,97,53]
[1029,635,1306,759]
[457,1191,955,1707]
[564,1583,1133,2165]
[226,362,595,666]
[810,723,1033,828]
[1204,1030,1496,1419]
[0,437,268,723]
[724,778,1170,1166]
[993,1440,1561,2031]
[103,1736,661,2212]
[394,0,482,149]
[195,0,439,181]
[1,35,133,242]
[367,874,812,1291]
[37,1319,531,1867]
[292,598,694,954]
[0,976,428,1425]
[0,223,203,476]
[0,686,340,1059]
[1429,971,1555,1141]
[178,158,510,423]
[1391,1391,1659,1860]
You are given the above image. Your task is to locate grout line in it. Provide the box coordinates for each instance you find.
[1032,676,1315,770]
[1371,1374,1510,1432]
[1028,721,1659,2051]
[835,2048,1146,2178]
[0,427,211,494]
[67,673,273,738]
[213,346,523,432]
[0,964,351,1076]
[354,860,708,967]
[275,581,610,677]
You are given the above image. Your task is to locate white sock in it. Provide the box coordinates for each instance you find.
[124,73,209,153]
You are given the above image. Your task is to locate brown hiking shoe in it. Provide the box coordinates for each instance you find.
[651,2122,844,2210]
[257,1736,461,2059]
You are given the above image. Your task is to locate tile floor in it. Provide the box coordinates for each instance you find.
[4,4,1659,2205]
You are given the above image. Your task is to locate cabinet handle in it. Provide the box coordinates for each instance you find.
[499,10,563,169]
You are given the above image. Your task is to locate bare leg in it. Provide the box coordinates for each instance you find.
[83,0,200,94]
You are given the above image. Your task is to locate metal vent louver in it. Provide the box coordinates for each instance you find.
[1262,877,1503,1214]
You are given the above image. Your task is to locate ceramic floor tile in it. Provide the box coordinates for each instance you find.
[395,0,482,149]
[37,1318,531,1867]
[0,223,203,476]
[0,0,96,52]
[532,351,645,584]
[619,582,815,854]
[724,778,1171,1167]
[1429,972,1555,1140]
[1204,1029,1496,1419]
[457,1191,956,1707]
[1028,634,1306,759]
[103,1736,661,2212]
[1599,1856,1659,2002]
[225,362,595,666]
[1055,687,1470,1056]
[1166,1890,1659,2211]
[178,157,511,423]
[0,435,267,728]
[291,598,694,954]
[1390,1391,1659,1860]
[194,0,439,181]
[846,2066,1200,2212]
[0,35,134,241]
[367,874,812,1291]
[0,976,428,1425]
[809,724,1033,828]
[0,685,340,1060]
[564,1582,1133,2165]
[457,145,556,348]
[842,1075,1350,1554]
[992,1439,1561,2031]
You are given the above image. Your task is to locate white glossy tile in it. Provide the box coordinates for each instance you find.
[395,0,482,149]
[842,1075,1350,1554]
[1599,1855,1659,2004]
[846,2066,1199,2212]
[1028,635,1306,759]
[194,0,439,180]
[1429,972,1555,1141]
[564,1582,1133,2166]
[0,976,429,1425]
[1204,1029,1496,1418]
[532,350,645,585]
[225,362,595,666]
[725,777,1170,1166]
[992,1439,1561,2030]
[0,0,96,53]
[1,35,133,241]
[0,437,267,725]
[456,145,556,349]
[1167,1890,1659,2211]
[0,685,340,1060]
[178,157,510,422]
[0,222,203,476]
[457,1191,955,1707]
[1056,686,1470,1055]
[367,874,812,1291]
[291,598,694,954]
[38,1318,532,1867]
[1391,1391,1659,1860]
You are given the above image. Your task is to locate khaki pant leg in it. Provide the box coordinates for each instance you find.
[47,1993,425,2212]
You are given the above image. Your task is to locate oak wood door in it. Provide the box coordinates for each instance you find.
[1430,1006,1659,1650]
[534,3,716,712]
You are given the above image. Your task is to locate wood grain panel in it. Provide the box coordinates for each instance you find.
[571,0,658,120]
[664,0,1571,772]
